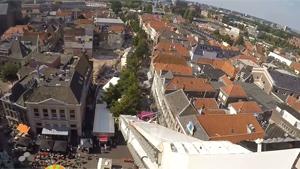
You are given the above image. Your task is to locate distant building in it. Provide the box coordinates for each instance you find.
[268,52,293,66]
[221,26,240,39]
[266,103,300,138]
[252,67,300,101]
[1,55,92,136]
[190,44,240,62]
[64,27,93,58]
[218,84,248,106]
[0,38,31,65]
[228,101,263,115]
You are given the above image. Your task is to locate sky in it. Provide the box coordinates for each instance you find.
[193,0,300,31]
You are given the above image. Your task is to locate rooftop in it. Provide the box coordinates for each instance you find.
[193,98,219,110]
[229,101,263,114]
[16,55,92,105]
[220,84,247,98]
[269,69,300,92]
[286,95,300,113]
[165,76,214,93]
[197,58,238,78]
[197,114,265,143]
[239,82,279,111]
[94,18,124,24]
[154,41,189,59]
[165,89,198,117]
[153,53,192,76]
[120,115,300,169]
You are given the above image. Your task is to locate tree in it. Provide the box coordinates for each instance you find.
[183,9,189,19]
[144,4,152,13]
[187,10,195,21]
[235,35,245,46]
[111,1,122,14]
[102,84,121,107]
[1,63,19,81]
[110,81,140,117]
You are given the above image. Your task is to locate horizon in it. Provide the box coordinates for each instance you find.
[191,0,300,31]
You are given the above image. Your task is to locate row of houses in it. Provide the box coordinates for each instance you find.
[140,13,300,151]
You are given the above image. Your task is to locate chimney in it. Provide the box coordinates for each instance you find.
[255,138,263,152]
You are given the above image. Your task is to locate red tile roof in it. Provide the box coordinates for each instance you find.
[1,25,32,40]
[153,53,192,75]
[154,41,189,59]
[220,84,247,98]
[74,19,93,25]
[56,10,72,17]
[141,13,160,23]
[230,54,259,64]
[229,101,263,114]
[148,20,169,32]
[202,109,226,115]
[193,98,219,110]
[165,76,214,93]
[198,58,238,78]
[291,62,300,72]
[219,75,233,86]
[197,114,264,143]
[108,25,125,33]
[286,95,300,112]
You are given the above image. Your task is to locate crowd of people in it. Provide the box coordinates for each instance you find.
[30,151,94,169]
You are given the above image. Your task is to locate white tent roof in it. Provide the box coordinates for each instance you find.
[93,103,115,135]
[102,77,120,91]
[42,128,68,136]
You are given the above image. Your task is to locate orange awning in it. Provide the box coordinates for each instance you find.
[17,123,30,135]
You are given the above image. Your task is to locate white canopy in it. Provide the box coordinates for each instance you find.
[102,77,120,91]
[42,128,68,136]
[93,103,115,135]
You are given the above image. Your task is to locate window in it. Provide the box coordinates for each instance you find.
[70,110,75,120]
[33,108,38,113]
[43,109,48,118]
[34,112,40,118]
[60,110,66,119]
[51,109,57,118]
[70,124,77,128]
[36,123,42,127]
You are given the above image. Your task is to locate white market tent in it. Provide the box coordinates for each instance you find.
[97,158,112,169]
[42,128,68,136]
[93,103,115,136]
[102,77,120,91]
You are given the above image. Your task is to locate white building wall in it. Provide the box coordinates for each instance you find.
[268,52,292,66]
[282,110,300,127]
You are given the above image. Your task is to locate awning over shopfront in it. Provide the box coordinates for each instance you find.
[42,128,68,136]
[98,135,108,142]
[93,103,115,136]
